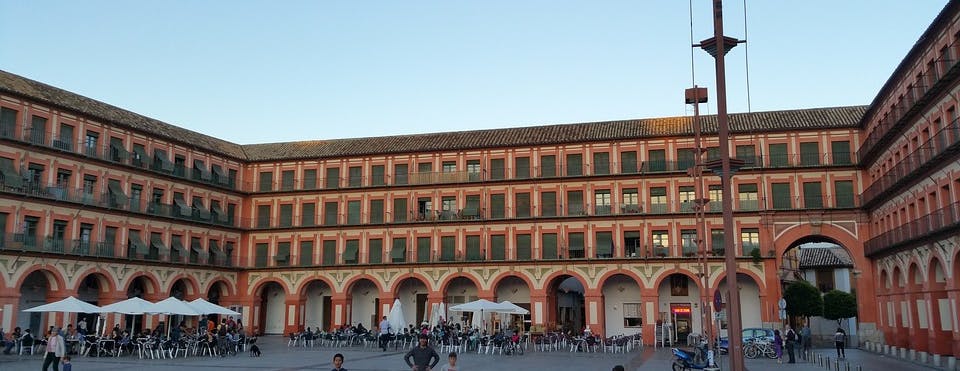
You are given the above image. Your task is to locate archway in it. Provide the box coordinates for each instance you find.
[657,272,701,344]
[780,237,858,342]
[395,277,428,329]
[926,257,949,355]
[348,278,379,330]
[545,275,585,333]
[125,276,153,334]
[716,273,763,338]
[18,270,54,335]
[601,274,642,336]
[76,273,111,334]
[302,279,333,332]
[256,282,286,335]
[442,277,479,327]
[494,275,531,332]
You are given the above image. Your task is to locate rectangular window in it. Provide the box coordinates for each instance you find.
[371,165,385,186]
[624,231,641,257]
[711,229,725,254]
[0,107,16,139]
[490,235,506,260]
[322,240,336,266]
[768,143,788,167]
[370,199,384,223]
[800,142,820,166]
[831,141,851,165]
[516,234,532,260]
[300,240,313,266]
[490,194,505,219]
[593,152,610,175]
[566,190,584,215]
[344,240,359,264]
[440,196,456,219]
[259,171,273,192]
[515,192,531,217]
[595,231,613,258]
[394,164,408,185]
[368,238,383,264]
[708,185,722,206]
[623,303,643,327]
[706,147,720,161]
[515,157,530,179]
[568,232,585,258]
[622,188,640,213]
[652,230,669,256]
[542,233,558,260]
[772,183,792,209]
[276,242,291,267]
[347,200,361,224]
[86,132,100,158]
[279,204,293,227]
[441,161,456,173]
[348,166,362,187]
[650,187,667,214]
[679,186,696,212]
[464,195,480,219]
[835,180,854,208]
[324,201,339,225]
[541,192,557,216]
[816,270,835,292]
[193,160,210,181]
[738,184,759,210]
[594,190,611,215]
[280,170,295,191]
[647,149,666,172]
[736,145,756,167]
[325,167,340,189]
[620,151,638,174]
[440,236,456,261]
[803,181,823,208]
[417,237,431,263]
[56,123,74,151]
[302,202,316,226]
[677,148,696,170]
[303,169,318,190]
[173,155,186,177]
[540,155,556,177]
[681,229,697,256]
[489,159,505,180]
[741,228,760,256]
[392,237,407,263]
[393,198,408,222]
[256,205,271,228]
[467,160,482,181]
[30,116,47,145]
[255,243,268,267]
[566,154,582,176]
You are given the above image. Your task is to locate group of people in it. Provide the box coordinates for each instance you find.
[771,324,847,363]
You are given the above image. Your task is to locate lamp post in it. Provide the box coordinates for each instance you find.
[695,1,746,370]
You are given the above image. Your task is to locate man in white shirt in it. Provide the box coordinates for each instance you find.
[378,316,392,351]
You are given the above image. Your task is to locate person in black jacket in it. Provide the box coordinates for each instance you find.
[404,334,439,371]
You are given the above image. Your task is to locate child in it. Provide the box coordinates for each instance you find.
[62,355,72,371]
[331,353,346,371]
[440,352,458,371]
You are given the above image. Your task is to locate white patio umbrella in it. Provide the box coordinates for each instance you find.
[449,299,513,332]
[188,298,240,316]
[498,301,530,315]
[23,296,101,313]
[99,297,156,336]
[387,298,405,333]
[151,297,202,337]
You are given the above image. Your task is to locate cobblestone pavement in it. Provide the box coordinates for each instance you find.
[0,337,941,370]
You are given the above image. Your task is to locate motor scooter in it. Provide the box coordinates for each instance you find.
[672,341,718,371]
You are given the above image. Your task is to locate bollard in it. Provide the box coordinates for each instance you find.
[857,365,862,371]
[845,361,850,371]
[834,359,840,371]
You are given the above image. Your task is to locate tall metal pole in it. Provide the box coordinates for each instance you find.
[710,1,746,370]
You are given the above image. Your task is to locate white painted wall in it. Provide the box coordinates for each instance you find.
[17,274,48,335]
[657,275,701,338]
[602,275,642,336]
[716,276,763,337]
[350,280,378,329]
[303,282,327,331]
[264,285,286,335]
[444,278,478,321]
[495,278,530,303]
[397,280,426,328]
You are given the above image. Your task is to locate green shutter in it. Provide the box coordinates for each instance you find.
[368,239,383,264]
[772,183,792,209]
[834,180,854,208]
[325,167,340,189]
[255,243,268,267]
[256,205,271,228]
[592,152,610,175]
[566,154,582,176]
[276,242,290,266]
[831,141,851,165]
[344,240,359,264]
[281,170,294,191]
[394,164,408,185]
[768,143,788,167]
[566,191,583,215]
[279,204,293,227]
[370,199,384,223]
[302,203,316,226]
[711,230,725,253]
[736,145,756,167]
[393,198,407,222]
[324,201,339,225]
[800,142,820,166]
[466,236,481,261]
[349,166,362,187]
[516,234,531,260]
[515,157,530,179]
[542,233,557,260]
[803,182,823,208]
[347,201,361,224]
[299,241,313,266]
[322,240,336,266]
[490,235,505,260]
[620,151,637,174]
[303,169,318,189]
[596,232,613,257]
[568,232,584,252]
[440,236,455,261]
[515,193,531,217]
[464,195,481,218]
[372,165,385,185]
[258,171,273,192]
[540,155,556,177]
[541,192,557,216]
[417,237,431,262]
[647,149,666,172]
[391,238,407,262]
[677,148,696,170]
[490,159,505,180]
[490,194,505,219]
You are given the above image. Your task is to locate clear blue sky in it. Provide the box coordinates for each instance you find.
[0,1,948,144]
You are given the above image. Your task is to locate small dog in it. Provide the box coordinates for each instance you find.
[249,344,261,357]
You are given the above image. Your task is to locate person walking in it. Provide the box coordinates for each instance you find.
[404,334,440,371]
[42,327,65,371]
[773,329,783,364]
[379,315,392,351]
[801,324,812,360]
[834,327,846,359]
[785,325,797,363]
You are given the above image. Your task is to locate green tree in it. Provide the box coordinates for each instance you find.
[784,281,823,318]
[823,289,857,325]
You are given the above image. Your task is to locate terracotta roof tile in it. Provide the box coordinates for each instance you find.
[241,106,867,161]
[0,70,246,160]
[798,247,854,268]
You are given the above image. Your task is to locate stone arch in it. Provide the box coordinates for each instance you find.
[123,273,161,297]
[166,274,201,299]
[250,277,291,297]
[74,268,117,294]
[714,272,765,329]
[773,224,862,268]
[387,272,433,294]
[543,272,589,333]
[600,273,644,336]
[929,257,948,285]
[342,274,385,295]
[294,276,337,296]
[880,269,891,291]
[203,278,235,298]
[15,265,65,291]
[710,269,767,292]
[907,263,923,290]
[651,269,704,292]
[489,271,536,293]
[393,276,430,327]
[437,273,484,295]
[254,280,288,335]
[597,269,647,290]
[892,266,906,291]
[300,278,335,332]
[539,270,591,292]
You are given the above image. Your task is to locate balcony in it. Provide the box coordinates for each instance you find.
[865,201,960,257]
